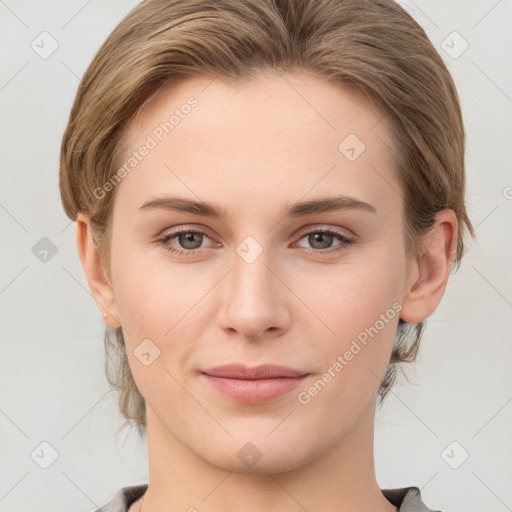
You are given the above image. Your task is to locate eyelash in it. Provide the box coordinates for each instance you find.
[156,226,354,257]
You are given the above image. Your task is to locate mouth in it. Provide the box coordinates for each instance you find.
[200,364,310,404]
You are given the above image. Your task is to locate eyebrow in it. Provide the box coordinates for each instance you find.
[138,194,377,218]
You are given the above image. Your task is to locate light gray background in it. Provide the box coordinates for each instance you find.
[1,1,511,511]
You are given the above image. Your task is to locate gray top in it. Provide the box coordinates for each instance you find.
[94,484,441,512]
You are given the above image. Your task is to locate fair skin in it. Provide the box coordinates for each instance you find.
[77,72,457,512]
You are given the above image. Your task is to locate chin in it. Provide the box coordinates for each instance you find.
[198,436,313,476]
[215,454,307,476]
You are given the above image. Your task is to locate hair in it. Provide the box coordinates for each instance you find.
[60,0,475,437]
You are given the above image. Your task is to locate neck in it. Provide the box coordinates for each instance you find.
[136,400,396,512]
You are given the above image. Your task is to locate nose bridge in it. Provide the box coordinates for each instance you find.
[231,236,278,307]
[217,235,289,337]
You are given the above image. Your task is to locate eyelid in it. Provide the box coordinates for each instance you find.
[294,224,355,241]
[156,223,356,258]
[156,223,216,240]
[156,223,355,243]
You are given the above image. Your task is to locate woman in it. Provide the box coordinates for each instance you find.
[59,0,474,511]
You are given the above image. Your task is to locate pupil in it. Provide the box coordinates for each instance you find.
[180,232,200,249]
[311,233,332,249]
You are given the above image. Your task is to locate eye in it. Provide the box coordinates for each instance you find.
[294,227,354,255]
[156,226,355,257]
[156,228,213,256]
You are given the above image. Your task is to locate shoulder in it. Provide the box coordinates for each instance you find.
[381,486,442,512]
[94,483,440,512]
[93,484,148,512]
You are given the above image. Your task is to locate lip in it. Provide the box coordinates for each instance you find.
[201,364,310,404]
[201,364,308,379]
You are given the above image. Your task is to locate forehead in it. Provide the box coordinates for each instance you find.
[115,72,400,221]
[126,71,393,151]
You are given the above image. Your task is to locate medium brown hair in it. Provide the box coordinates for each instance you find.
[60,0,475,437]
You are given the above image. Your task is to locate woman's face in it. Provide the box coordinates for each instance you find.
[105,72,416,472]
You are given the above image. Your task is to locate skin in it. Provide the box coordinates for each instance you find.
[77,71,457,512]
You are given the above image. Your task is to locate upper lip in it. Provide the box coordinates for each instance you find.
[201,364,308,379]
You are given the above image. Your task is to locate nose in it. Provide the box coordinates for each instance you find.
[216,245,291,341]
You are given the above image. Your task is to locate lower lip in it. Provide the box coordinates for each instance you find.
[202,374,309,404]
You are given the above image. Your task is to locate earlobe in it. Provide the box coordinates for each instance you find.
[400,210,458,324]
[76,213,121,328]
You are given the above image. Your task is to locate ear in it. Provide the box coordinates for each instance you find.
[400,209,458,324]
[76,212,121,328]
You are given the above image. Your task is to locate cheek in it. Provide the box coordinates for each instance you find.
[110,234,197,329]
[304,250,404,391]
[109,238,212,377]
[110,250,201,403]
[111,222,405,384]
[311,250,403,334]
